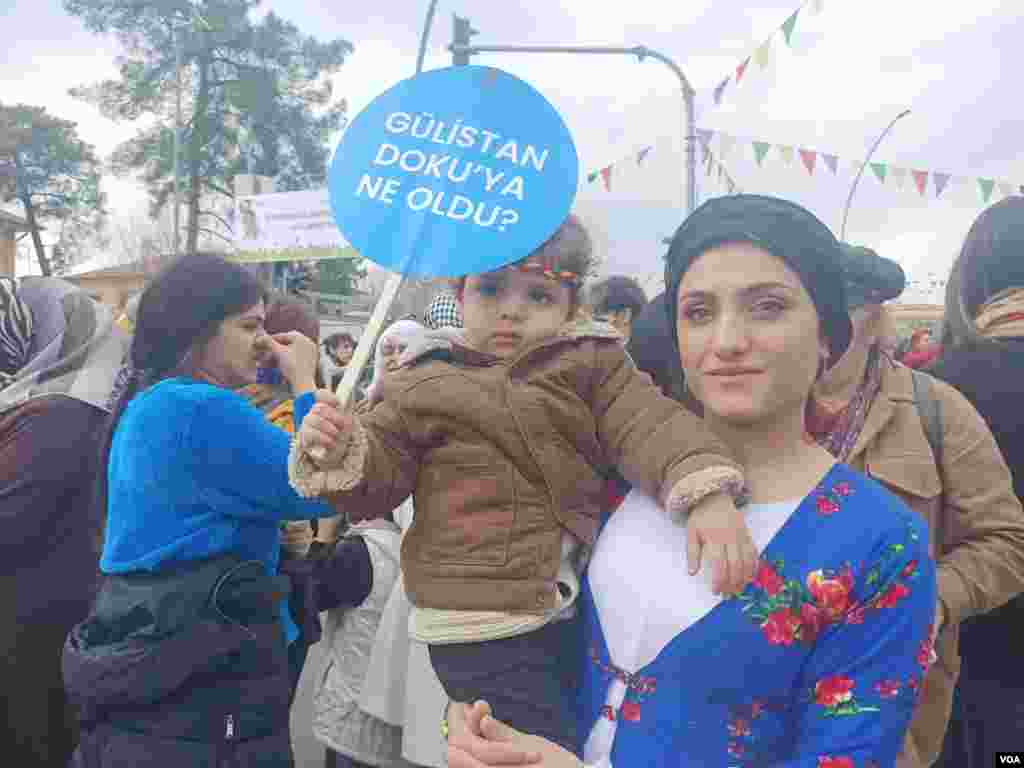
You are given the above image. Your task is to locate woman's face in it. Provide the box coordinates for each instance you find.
[332,339,354,365]
[675,242,828,427]
[378,335,409,376]
[192,301,268,388]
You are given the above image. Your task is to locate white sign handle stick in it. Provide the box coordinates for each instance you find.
[309,270,404,460]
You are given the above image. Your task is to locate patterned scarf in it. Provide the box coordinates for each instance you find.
[423,290,463,330]
[808,344,886,462]
[974,287,1024,339]
[0,277,34,389]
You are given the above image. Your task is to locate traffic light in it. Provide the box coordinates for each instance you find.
[452,14,478,66]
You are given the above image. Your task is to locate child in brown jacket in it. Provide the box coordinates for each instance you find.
[290,214,756,755]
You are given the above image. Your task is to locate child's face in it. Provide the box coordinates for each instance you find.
[460,268,574,358]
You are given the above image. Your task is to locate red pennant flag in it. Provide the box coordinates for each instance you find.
[600,166,612,191]
[912,170,929,196]
[798,149,817,175]
[735,58,750,84]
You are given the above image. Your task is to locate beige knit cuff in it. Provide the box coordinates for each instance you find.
[664,466,748,523]
[289,417,369,498]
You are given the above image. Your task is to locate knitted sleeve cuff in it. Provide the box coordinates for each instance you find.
[663,466,749,523]
[289,417,369,498]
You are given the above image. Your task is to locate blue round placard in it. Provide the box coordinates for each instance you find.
[328,65,578,278]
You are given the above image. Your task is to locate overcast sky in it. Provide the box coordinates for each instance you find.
[2,0,1021,300]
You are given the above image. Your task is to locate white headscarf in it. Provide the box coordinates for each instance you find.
[364,319,425,403]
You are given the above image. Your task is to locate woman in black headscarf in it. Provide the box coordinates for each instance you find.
[447,195,937,768]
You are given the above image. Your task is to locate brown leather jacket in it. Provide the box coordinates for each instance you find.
[845,360,1024,767]
[305,323,740,615]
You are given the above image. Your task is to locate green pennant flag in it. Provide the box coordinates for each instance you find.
[870,162,888,183]
[978,177,995,203]
[753,141,771,166]
[781,10,800,46]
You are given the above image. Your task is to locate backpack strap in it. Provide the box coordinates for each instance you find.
[910,368,944,469]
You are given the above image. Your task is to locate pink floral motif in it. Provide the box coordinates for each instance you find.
[816,496,840,515]
[874,679,902,698]
[876,582,911,608]
[762,608,802,646]
[754,561,785,596]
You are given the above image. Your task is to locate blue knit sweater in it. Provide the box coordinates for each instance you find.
[101,377,335,643]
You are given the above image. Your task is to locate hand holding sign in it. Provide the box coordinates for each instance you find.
[321,65,578,440]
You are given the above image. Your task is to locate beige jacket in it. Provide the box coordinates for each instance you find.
[844,360,1024,767]
[292,322,742,615]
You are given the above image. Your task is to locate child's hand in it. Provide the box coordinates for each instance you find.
[686,492,758,596]
[299,390,356,462]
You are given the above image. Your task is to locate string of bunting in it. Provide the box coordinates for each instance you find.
[583,139,741,196]
[709,0,826,110]
[696,128,1024,204]
[585,145,654,192]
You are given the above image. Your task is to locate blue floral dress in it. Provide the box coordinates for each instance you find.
[579,464,936,768]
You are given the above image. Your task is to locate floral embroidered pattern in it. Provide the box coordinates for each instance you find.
[813,675,879,716]
[589,647,656,723]
[817,758,854,768]
[738,560,856,647]
[815,480,853,516]
[739,511,925,650]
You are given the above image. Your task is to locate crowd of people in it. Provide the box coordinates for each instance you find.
[1,194,1023,768]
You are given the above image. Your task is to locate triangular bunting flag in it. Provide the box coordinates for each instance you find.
[822,153,838,174]
[870,162,888,183]
[753,141,771,166]
[736,57,750,84]
[600,166,613,192]
[933,172,951,198]
[587,171,598,184]
[719,133,736,159]
[978,178,995,203]
[702,144,712,168]
[890,167,907,189]
[913,170,929,196]
[637,146,652,165]
[798,148,817,175]
[713,77,730,106]
[782,10,800,46]
[998,181,1015,198]
[755,39,774,70]
[696,128,713,148]
[777,145,795,165]
[717,163,724,181]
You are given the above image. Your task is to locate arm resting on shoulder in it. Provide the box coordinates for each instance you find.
[932,379,1024,628]
[587,340,744,516]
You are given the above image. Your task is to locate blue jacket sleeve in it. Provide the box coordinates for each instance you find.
[188,388,335,521]
[770,512,937,768]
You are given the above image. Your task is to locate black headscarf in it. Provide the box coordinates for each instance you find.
[663,194,852,365]
[840,243,906,309]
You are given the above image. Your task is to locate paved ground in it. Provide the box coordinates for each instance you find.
[291,641,327,767]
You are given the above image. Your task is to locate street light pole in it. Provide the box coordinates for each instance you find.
[173,24,182,256]
[449,34,698,216]
[840,109,911,241]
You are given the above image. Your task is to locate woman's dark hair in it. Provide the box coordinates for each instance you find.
[95,252,267,526]
[950,196,1024,336]
[323,332,356,350]
[264,293,324,388]
[591,275,648,318]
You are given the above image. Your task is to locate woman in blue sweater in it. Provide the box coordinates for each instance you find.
[63,253,367,768]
